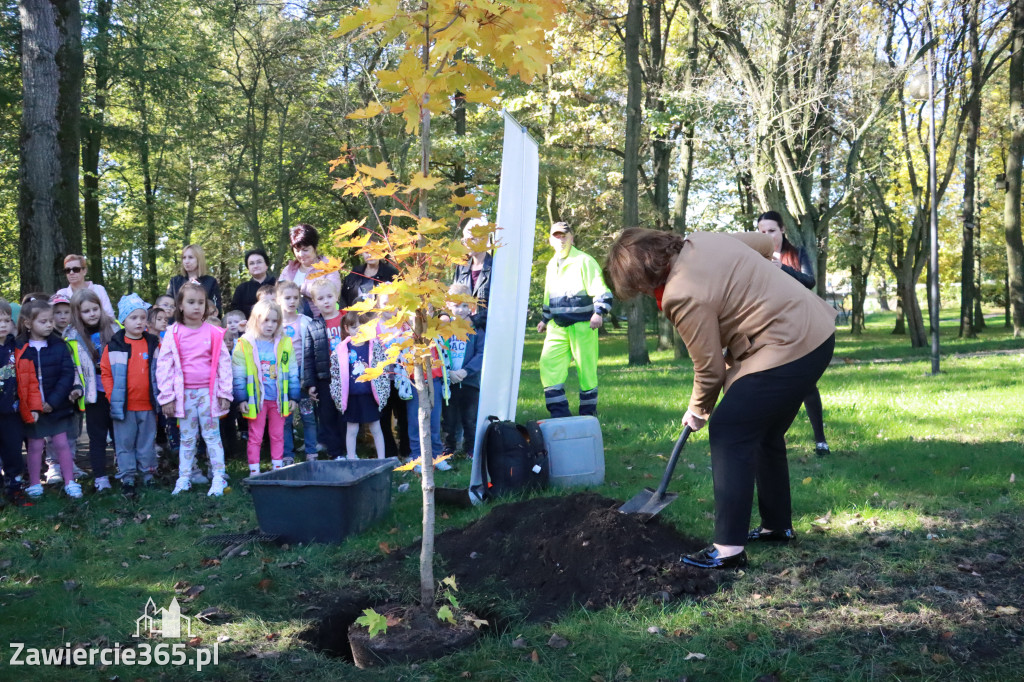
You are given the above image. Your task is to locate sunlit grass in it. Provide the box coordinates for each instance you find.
[1,314,1023,680]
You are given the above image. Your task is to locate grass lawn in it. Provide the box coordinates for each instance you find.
[2,310,1023,681]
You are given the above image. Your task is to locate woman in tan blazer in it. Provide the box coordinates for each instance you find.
[605,228,836,569]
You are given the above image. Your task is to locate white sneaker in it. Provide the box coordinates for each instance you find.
[63,481,83,499]
[435,459,453,471]
[94,476,112,492]
[171,477,191,495]
[44,465,63,486]
[25,483,44,498]
[207,475,228,497]
[306,454,318,462]
[281,456,294,467]
[190,469,209,485]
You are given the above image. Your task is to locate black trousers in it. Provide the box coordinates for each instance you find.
[380,382,409,459]
[443,383,480,455]
[0,412,25,487]
[708,335,835,546]
[86,396,114,478]
[803,385,827,443]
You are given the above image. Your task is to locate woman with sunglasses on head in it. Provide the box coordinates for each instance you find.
[55,255,115,320]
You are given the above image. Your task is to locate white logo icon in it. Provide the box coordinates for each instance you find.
[135,598,192,639]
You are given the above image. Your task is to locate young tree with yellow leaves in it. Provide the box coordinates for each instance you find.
[331,0,565,610]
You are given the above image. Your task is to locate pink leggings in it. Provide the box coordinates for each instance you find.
[26,433,75,486]
[247,400,285,465]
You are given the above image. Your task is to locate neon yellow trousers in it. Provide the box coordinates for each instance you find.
[539,321,599,392]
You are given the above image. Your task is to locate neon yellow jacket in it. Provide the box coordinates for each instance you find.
[230,335,300,418]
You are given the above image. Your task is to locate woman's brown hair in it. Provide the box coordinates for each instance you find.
[603,228,686,301]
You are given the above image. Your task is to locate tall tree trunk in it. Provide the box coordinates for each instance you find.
[18,0,78,294]
[623,0,649,366]
[877,273,891,311]
[959,1,981,338]
[183,155,198,248]
[55,0,82,256]
[1005,0,1024,336]
[974,227,986,329]
[81,0,108,284]
[137,93,158,300]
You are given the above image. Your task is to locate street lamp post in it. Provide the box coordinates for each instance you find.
[908,33,940,375]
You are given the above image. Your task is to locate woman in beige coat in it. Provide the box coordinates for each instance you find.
[605,228,836,569]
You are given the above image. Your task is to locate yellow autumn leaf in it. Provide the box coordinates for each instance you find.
[408,172,443,191]
[356,161,393,181]
[802,477,813,485]
[370,183,403,197]
[347,101,385,119]
[450,193,480,208]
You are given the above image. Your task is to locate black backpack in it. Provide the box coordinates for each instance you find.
[483,416,548,498]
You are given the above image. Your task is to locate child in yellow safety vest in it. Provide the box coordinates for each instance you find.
[231,299,299,476]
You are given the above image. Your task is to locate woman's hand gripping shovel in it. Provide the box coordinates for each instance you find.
[618,425,693,519]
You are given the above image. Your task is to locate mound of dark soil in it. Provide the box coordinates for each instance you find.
[433,493,722,621]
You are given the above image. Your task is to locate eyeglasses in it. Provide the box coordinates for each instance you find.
[64,266,83,274]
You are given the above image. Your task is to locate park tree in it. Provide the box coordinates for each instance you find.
[18,0,83,294]
[1006,0,1024,336]
[334,0,565,610]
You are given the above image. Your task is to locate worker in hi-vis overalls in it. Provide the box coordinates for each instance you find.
[536,222,613,418]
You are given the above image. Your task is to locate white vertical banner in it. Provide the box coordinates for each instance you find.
[468,111,539,502]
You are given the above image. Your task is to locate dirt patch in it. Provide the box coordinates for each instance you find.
[431,492,722,622]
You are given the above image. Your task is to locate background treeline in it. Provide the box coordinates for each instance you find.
[2,0,1023,359]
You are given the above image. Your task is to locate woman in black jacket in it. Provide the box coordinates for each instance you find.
[756,211,830,457]
[231,248,276,318]
[167,243,222,316]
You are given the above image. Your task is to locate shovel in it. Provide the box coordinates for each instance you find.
[618,425,693,518]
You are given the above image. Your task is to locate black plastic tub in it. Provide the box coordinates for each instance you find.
[243,458,399,544]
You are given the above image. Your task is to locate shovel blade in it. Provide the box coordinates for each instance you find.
[617,488,679,517]
[435,487,474,508]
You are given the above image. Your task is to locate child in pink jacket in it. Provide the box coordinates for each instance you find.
[329,312,390,459]
[156,282,233,496]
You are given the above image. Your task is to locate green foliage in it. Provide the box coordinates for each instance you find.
[354,608,389,638]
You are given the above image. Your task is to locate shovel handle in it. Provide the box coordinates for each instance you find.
[653,425,692,500]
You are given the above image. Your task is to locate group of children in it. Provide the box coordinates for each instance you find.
[0,275,484,505]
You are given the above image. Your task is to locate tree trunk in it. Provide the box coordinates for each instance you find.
[958,1,980,338]
[183,155,198,247]
[623,0,649,366]
[877,273,890,311]
[55,0,82,256]
[1005,0,1024,336]
[137,93,158,300]
[18,0,75,294]
[81,0,108,284]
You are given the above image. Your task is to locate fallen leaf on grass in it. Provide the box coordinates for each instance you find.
[200,558,221,568]
[746,632,758,642]
[464,615,488,629]
[187,636,203,647]
[138,555,151,560]
[63,580,79,591]
[683,652,706,660]
[460,673,471,679]
[802,477,812,485]
[511,637,527,649]
[217,635,232,643]
[276,558,307,569]
[1011,473,1016,483]
[530,650,539,663]
[196,607,231,623]
[133,513,151,524]
[257,579,273,592]
[931,653,948,663]
[994,606,1019,616]
[265,632,279,641]
[378,542,395,555]
[615,662,631,680]
[940,631,954,640]
[167,514,180,523]
[182,585,205,602]
[547,633,569,649]
[724,641,739,651]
